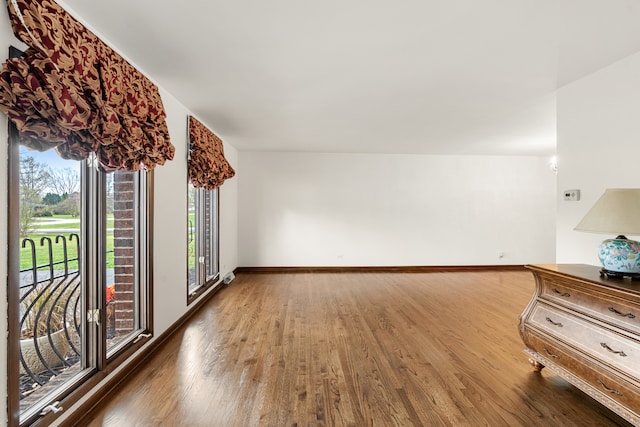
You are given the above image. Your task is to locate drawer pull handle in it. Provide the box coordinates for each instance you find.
[597,379,623,396]
[551,288,570,297]
[545,317,563,327]
[608,307,636,319]
[543,347,559,359]
[600,342,627,357]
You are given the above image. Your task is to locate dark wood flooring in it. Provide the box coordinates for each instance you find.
[82,270,632,426]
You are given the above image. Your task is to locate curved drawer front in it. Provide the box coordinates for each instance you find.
[540,276,640,335]
[525,329,640,416]
[530,304,640,379]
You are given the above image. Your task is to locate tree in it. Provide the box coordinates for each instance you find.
[42,192,62,205]
[48,167,79,197]
[55,196,80,217]
[21,156,51,196]
[105,173,114,214]
[20,156,51,236]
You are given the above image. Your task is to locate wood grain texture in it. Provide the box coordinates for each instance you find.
[520,265,640,425]
[235,265,526,273]
[81,271,631,426]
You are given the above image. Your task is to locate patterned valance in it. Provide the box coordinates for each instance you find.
[188,116,235,190]
[0,0,174,171]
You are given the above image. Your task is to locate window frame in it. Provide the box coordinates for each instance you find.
[187,185,221,304]
[103,169,153,361]
[6,128,155,427]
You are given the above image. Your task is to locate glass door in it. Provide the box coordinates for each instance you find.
[14,146,93,423]
[10,140,152,426]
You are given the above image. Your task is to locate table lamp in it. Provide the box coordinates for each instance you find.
[574,188,640,279]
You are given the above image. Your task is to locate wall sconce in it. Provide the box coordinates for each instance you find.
[548,156,558,174]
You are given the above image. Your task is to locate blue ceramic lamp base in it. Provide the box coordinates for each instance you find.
[598,236,640,280]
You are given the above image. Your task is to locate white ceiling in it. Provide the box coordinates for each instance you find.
[60,0,640,156]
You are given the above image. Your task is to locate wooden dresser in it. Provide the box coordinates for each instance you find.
[519,264,640,425]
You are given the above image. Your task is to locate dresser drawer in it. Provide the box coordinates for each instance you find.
[539,275,640,335]
[529,303,640,379]
[524,329,640,416]
[523,265,640,424]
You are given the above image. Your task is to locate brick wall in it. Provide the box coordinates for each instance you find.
[113,172,135,334]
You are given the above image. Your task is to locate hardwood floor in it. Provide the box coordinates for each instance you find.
[82,271,631,426]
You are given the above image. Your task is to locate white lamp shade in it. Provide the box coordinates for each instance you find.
[574,189,640,236]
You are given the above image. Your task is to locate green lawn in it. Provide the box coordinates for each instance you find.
[20,214,115,271]
[187,212,196,270]
[31,221,80,230]
[31,214,113,230]
[20,233,115,271]
[36,214,76,220]
[31,219,114,230]
[20,233,82,271]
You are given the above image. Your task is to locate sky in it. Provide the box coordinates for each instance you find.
[20,146,81,195]
[20,146,81,171]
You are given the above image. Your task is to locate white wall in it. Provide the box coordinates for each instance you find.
[0,5,239,425]
[220,148,239,277]
[239,152,556,267]
[151,90,239,334]
[556,51,640,265]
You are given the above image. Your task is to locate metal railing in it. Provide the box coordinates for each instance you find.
[19,233,82,397]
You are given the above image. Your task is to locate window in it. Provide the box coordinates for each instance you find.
[187,182,220,300]
[185,115,232,301]
[1,6,172,419]
[105,169,152,356]
[8,131,153,426]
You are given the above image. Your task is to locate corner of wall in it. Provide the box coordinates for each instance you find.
[220,142,239,276]
[556,51,640,265]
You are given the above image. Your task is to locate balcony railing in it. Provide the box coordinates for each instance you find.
[19,233,82,400]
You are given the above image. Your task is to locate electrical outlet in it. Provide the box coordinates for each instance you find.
[563,189,580,201]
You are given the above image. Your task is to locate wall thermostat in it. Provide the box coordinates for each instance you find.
[563,189,580,201]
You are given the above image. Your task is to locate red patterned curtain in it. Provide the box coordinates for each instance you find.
[0,0,174,171]
[188,116,235,190]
